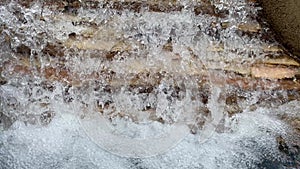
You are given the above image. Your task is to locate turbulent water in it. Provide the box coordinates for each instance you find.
[0,0,299,168]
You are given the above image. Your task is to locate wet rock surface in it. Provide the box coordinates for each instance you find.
[0,0,299,168]
[258,0,300,60]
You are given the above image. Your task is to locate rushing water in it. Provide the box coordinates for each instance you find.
[0,0,299,168]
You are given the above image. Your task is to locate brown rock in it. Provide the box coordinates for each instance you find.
[251,65,298,79]
[42,42,64,57]
[18,0,35,8]
[13,65,31,74]
[162,38,173,52]
[16,44,31,57]
[44,67,56,79]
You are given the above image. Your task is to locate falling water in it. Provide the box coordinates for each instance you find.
[0,0,299,168]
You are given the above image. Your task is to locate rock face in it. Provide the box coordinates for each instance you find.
[1,0,300,135]
[0,0,300,168]
[258,0,300,60]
